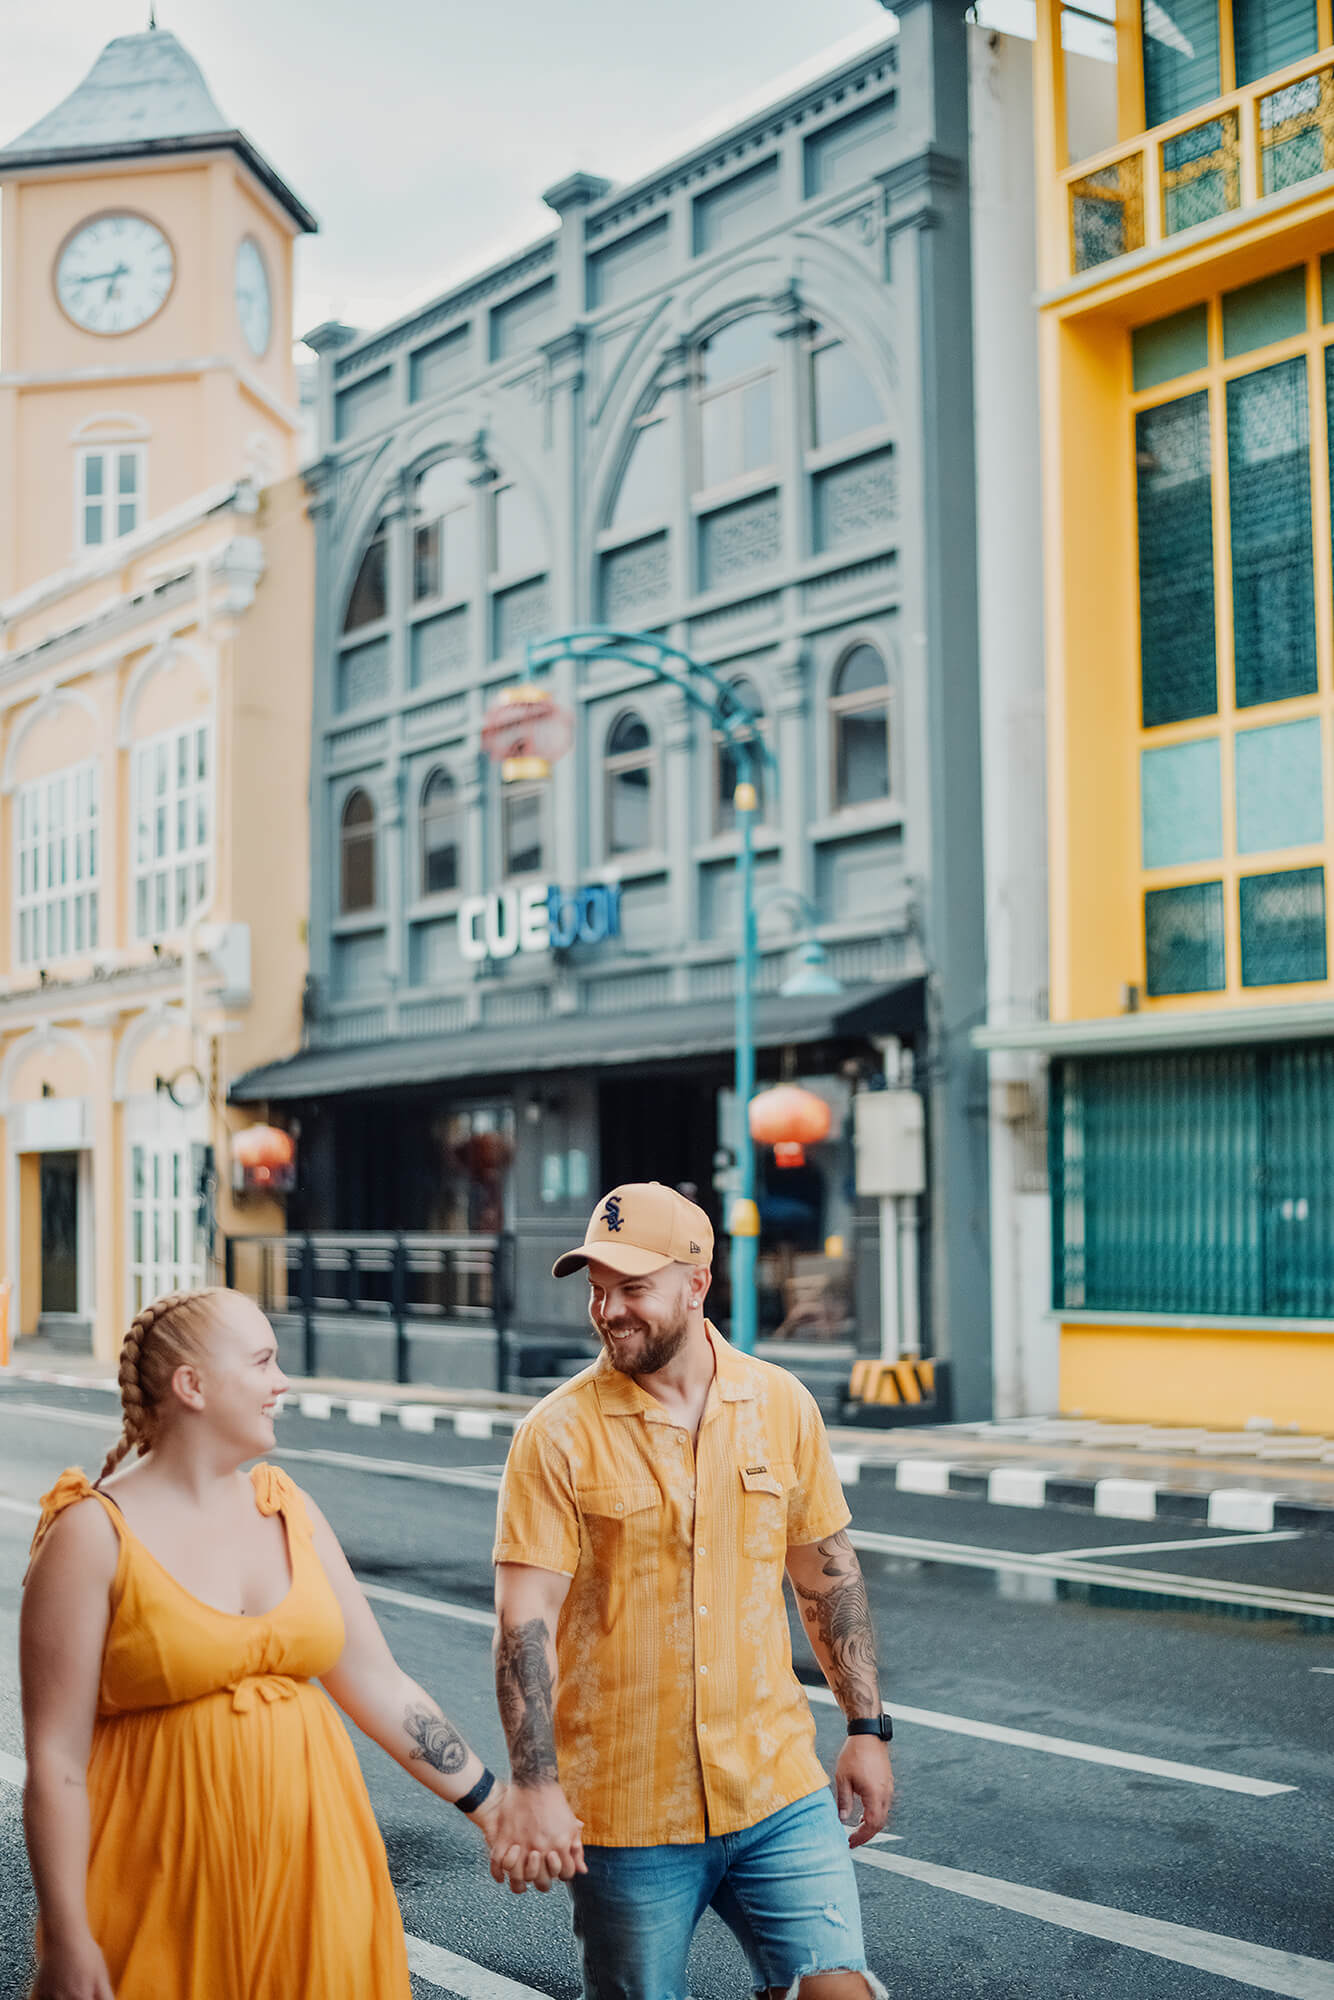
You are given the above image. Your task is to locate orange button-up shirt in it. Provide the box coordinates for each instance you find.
[492,1324,851,1846]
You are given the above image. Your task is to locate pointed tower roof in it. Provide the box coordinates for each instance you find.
[0,29,316,233]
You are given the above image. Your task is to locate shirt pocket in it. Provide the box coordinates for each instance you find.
[739,1459,795,1560]
[576,1483,663,1635]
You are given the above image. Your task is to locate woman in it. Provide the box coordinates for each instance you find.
[21,1286,510,2000]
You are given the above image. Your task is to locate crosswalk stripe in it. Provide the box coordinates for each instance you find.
[854,1848,1334,1999]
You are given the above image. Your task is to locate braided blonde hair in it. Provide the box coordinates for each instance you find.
[97,1289,227,1484]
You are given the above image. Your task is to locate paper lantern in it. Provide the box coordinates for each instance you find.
[748,1086,832,1169]
[231,1124,295,1193]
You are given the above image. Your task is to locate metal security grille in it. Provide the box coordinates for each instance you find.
[1161,114,1240,236]
[1136,394,1217,726]
[1228,358,1318,709]
[1051,1045,1334,1318]
[1239,866,1328,986]
[1145,881,1227,996]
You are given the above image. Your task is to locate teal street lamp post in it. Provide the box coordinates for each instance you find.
[524,628,774,1352]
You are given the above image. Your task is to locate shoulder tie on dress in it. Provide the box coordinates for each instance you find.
[249,1463,314,1539]
[25,1467,113,1581]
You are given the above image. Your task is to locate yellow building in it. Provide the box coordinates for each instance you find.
[0,28,315,1359]
[980,2,1334,1429]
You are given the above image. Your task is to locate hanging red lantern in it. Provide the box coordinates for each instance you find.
[231,1124,296,1193]
[463,1129,514,1177]
[748,1086,832,1169]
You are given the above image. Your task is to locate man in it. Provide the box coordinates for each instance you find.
[488,1182,891,2000]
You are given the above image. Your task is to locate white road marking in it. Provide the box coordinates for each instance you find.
[1311,1667,1334,1675]
[1094,1477,1159,1520]
[2,1401,1327,1623]
[275,1444,505,1491]
[0,1756,552,1998]
[802,1687,1292,1796]
[1044,1531,1303,1561]
[847,1525,1334,1624]
[345,1401,383,1428]
[404,1933,553,1998]
[455,1411,495,1441]
[346,1583,1296,1797]
[361,1581,498,1628]
[853,1848,1334,1999]
[0,1497,39,1519]
[398,1405,440,1434]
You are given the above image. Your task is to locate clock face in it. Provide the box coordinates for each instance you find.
[235,236,273,357]
[55,213,174,334]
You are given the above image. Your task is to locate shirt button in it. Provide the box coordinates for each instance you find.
[698,1604,708,1616]
[699,1722,708,1734]
[614,1502,624,1513]
[699,1663,708,1675]
[696,1546,706,1557]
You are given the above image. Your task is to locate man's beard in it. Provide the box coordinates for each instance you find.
[599,1307,689,1377]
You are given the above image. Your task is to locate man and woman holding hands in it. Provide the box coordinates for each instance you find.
[22,1182,890,2000]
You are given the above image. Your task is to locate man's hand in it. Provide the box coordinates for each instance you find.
[485,1779,586,1893]
[833,1736,894,1849]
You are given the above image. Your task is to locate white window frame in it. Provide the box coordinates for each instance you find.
[132,721,212,942]
[128,1139,204,1314]
[14,761,100,968]
[75,444,146,552]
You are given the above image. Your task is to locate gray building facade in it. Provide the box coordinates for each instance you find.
[236,0,1004,1417]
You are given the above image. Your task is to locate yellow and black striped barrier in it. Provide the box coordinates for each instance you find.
[843,1355,951,1426]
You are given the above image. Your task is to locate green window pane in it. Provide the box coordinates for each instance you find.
[1240,867,1327,985]
[1222,267,1307,359]
[1132,306,1208,392]
[1322,256,1334,325]
[1143,0,1220,127]
[1234,718,1324,854]
[1136,393,1217,727]
[1144,881,1226,996]
[1141,738,1222,867]
[1228,359,1316,709]
[1232,0,1318,88]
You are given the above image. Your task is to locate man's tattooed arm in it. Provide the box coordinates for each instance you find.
[787,1529,882,1719]
[404,1705,469,1777]
[494,1615,559,1788]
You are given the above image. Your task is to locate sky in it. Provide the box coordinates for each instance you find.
[0,0,919,348]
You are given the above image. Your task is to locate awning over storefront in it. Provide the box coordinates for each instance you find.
[231,978,926,1104]
[973,994,1334,1057]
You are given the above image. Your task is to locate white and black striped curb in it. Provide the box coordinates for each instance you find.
[881,1458,1334,1535]
[7,1373,1332,1534]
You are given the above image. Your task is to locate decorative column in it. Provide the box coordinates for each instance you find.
[773,641,812,907]
[663,689,696,960]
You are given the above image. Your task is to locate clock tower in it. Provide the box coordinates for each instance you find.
[0,27,316,597]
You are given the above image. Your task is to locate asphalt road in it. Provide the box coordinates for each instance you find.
[0,1378,1332,2000]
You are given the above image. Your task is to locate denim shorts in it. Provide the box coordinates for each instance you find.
[568,1787,886,2000]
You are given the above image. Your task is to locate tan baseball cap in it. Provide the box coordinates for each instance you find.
[552,1182,715,1280]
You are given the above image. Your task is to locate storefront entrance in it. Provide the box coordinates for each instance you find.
[37,1151,90,1347]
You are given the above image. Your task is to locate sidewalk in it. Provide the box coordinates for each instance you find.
[6,1341,1332,1533]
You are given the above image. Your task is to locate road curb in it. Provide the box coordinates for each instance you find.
[7,1372,1332,1534]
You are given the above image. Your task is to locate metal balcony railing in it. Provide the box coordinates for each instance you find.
[1063,48,1334,279]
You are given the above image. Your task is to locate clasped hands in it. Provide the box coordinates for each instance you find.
[472,1780,587,1894]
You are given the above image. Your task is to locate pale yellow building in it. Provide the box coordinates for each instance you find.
[0,28,316,1358]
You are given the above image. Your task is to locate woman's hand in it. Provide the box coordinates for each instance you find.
[469,1780,561,1892]
[34,1932,116,1999]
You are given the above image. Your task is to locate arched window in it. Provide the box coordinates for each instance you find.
[714,676,767,833]
[343,522,388,632]
[696,314,780,491]
[413,460,475,603]
[340,789,377,912]
[605,710,654,856]
[609,400,669,533]
[831,646,890,809]
[807,334,886,450]
[420,768,461,896]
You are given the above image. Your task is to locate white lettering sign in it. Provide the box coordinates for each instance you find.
[458,882,623,962]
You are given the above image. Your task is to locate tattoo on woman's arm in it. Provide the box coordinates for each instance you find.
[404,1705,469,1776]
[495,1615,559,1788]
[790,1529,881,1719]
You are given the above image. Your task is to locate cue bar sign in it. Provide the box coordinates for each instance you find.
[459,881,623,961]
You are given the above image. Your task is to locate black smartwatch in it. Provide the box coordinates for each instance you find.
[847,1715,893,1741]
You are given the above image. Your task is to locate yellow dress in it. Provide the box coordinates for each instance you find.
[30,1464,412,2000]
